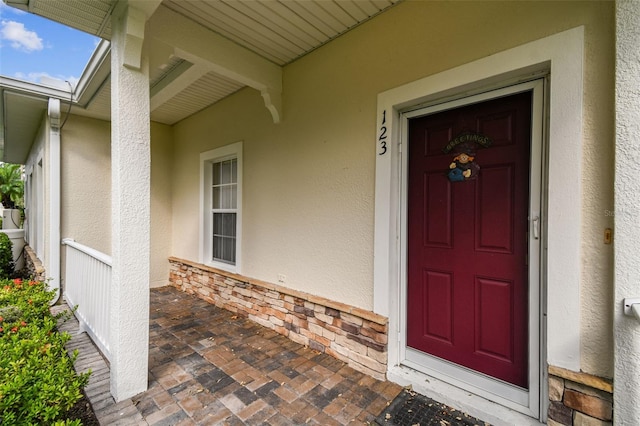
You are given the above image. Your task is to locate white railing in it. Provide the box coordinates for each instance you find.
[62,238,112,361]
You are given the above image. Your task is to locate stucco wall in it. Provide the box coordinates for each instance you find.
[150,121,173,287]
[614,0,640,422]
[60,115,173,288]
[170,1,614,377]
[61,115,111,254]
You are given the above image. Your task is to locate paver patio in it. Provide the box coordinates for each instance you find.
[56,286,403,425]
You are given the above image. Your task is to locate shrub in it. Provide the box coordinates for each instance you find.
[0,163,24,210]
[0,278,90,425]
[0,233,14,279]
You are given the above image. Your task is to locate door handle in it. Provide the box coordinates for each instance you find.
[532,216,540,240]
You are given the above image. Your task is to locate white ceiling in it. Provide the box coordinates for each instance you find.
[1,0,401,161]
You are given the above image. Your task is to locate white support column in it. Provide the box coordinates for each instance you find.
[109,1,151,402]
[47,99,61,304]
[614,1,640,424]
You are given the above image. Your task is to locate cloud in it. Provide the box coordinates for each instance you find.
[14,71,79,88]
[1,20,43,52]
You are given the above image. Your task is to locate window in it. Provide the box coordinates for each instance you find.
[200,142,242,272]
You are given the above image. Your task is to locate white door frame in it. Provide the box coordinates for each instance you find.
[398,80,544,416]
[373,27,584,424]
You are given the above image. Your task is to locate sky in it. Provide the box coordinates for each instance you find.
[0,2,100,88]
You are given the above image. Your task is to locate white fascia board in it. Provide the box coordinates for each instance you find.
[0,76,72,101]
[74,40,111,104]
[4,0,29,12]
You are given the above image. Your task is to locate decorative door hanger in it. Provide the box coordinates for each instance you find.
[442,131,492,182]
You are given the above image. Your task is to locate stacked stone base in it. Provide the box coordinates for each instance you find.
[169,257,389,380]
[23,245,46,281]
[548,366,613,425]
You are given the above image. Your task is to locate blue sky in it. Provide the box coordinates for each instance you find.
[0,2,100,88]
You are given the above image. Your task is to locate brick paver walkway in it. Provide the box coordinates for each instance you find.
[60,286,403,425]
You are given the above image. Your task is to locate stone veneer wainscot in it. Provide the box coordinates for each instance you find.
[24,245,46,281]
[547,365,613,426]
[169,257,389,380]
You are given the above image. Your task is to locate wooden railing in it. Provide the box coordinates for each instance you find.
[62,238,112,361]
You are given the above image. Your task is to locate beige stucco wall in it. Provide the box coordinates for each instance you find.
[170,1,614,377]
[150,121,173,287]
[61,115,111,254]
[60,115,173,288]
[614,0,640,419]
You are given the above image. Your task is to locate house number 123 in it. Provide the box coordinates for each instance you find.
[378,110,388,155]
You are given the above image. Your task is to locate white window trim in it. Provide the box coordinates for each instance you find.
[200,142,243,273]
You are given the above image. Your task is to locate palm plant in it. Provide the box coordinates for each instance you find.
[0,163,24,210]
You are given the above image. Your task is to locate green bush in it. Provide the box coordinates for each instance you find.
[0,278,90,425]
[0,233,14,279]
[0,233,13,278]
[0,163,24,210]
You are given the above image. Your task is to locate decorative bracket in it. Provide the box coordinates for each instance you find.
[261,89,282,124]
[151,7,283,123]
[121,6,145,70]
[48,98,61,130]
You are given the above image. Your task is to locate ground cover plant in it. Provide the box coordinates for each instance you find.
[0,278,90,425]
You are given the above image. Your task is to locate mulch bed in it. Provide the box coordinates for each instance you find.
[65,389,99,425]
[375,389,491,426]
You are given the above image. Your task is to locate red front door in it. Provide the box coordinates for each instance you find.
[407,91,532,388]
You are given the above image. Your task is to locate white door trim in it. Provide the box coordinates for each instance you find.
[373,27,585,423]
[398,80,544,416]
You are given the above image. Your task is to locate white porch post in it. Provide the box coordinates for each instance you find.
[47,98,61,303]
[109,1,151,401]
[614,1,640,424]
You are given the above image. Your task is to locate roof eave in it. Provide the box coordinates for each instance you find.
[0,77,72,164]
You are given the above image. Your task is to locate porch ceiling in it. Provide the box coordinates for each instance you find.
[5,0,401,129]
[162,0,399,67]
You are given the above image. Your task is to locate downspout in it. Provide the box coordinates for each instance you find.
[47,98,61,304]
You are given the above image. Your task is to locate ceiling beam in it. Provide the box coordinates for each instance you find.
[148,5,283,123]
[150,63,209,111]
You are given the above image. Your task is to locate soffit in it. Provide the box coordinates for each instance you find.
[0,90,47,163]
[150,71,244,125]
[153,0,400,125]
[162,0,400,66]
[7,0,115,39]
[5,0,401,127]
